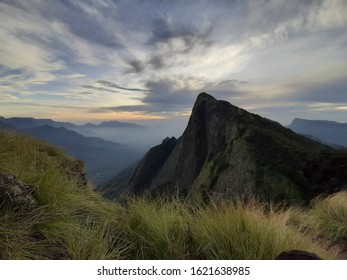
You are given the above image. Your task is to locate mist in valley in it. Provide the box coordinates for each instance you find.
[72,117,189,153]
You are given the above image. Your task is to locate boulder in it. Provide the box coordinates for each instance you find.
[0,173,38,210]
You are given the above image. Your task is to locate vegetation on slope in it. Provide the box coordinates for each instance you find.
[0,130,345,259]
[0,130,127,259]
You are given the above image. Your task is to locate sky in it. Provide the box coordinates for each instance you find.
[1,0,347,128]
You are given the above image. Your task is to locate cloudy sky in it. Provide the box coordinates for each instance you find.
[1,0,347,127]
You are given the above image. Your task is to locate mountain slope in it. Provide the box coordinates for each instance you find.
[0,117,78,130]
[23,125,141,184]
[106,92,347,202]
[288,118,347,147]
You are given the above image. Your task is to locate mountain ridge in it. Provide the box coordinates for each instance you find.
[288,118,347,147]
[0,116,142,130]
[100,92,347,202]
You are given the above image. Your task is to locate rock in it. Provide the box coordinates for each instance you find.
[275,250,322,260]
[128,137,177,194]
[0,173,38,210]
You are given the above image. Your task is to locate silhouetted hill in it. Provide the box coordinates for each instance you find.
[100,93,347,202]
[288,118,347,147]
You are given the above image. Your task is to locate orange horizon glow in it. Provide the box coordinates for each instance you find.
[31,111,168,123]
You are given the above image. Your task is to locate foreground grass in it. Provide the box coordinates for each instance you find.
[121,196,339,259]
[0,130,345,259]
[0,130,129,259]
[309,191,347,242]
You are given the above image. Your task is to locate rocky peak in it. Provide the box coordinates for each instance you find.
[118,93,347,202]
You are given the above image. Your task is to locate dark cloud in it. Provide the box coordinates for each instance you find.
[44,1,123,49]
[0,66,23,78]
[149,17,196,45]
[81,85,119,93]
[148,16,214,53]
[6,0,123,49]
[91,79,198,114]
[149,55,165,69]
[144,80,196,105]
[96,80,148,92]
[92,77,251,115]
[126,59,145,73]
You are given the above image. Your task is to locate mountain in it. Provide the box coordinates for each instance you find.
[0,117,78,130]
[287,118,347,147]
[100,92,347,202]
[2,129,345,260]
[22,125,141,184]
[0,116,141,130]
[0,117,169,152]
[0,117,17,130]
[98,120,142,128]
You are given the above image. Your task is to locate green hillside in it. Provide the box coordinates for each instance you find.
[0,130,346,259]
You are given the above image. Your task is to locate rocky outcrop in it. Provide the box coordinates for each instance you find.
[0,173,38,210]
[115,93,347,202]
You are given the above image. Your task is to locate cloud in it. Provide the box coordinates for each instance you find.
[291,78,347,103]
[206,79,251,100]
[91,78,199,114]
[148,15,214,57]
[126,59,145,73]
[149,17,197,45]
[0,93,18,101]
[81,85,119,94]
[143,79,196,105]
[1,0,347,125]
[149,55,165,69]
[95,80,148,92]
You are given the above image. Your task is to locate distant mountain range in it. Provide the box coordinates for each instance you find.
[0,117,142,130]
[0,117,142,185]
[0,116,154,152]
[287,118,347,148]
[98,93,347,203]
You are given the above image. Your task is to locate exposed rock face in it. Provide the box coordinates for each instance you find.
[128,137,177,194]
[275,250,322,260]
[0,173,38,210]
[119,93,347,202]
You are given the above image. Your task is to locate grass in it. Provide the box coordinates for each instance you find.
[191,198,336,259]
[122,196,192,259]
[0,130,346,259]
[0,130,129,259]
[309,191,347,242]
